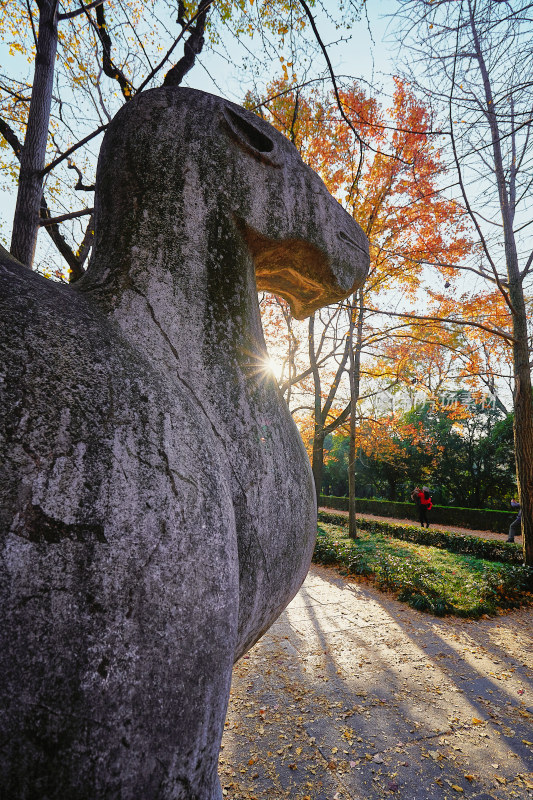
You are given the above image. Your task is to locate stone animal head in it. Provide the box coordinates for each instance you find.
[81,87,369,321]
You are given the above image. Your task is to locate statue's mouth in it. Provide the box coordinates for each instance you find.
[243,225,347,319]
[255,265,326,319]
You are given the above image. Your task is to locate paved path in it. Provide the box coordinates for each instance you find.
[221,565,533,800]
[320,507,521,544]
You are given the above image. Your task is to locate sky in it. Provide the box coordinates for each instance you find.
[0,0,399,250]
[191,1,398,100]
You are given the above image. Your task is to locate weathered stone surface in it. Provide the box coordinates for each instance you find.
[0,88,368,799]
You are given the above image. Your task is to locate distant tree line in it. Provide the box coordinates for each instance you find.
[322,401,516,510]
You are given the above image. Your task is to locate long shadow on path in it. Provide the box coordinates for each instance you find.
[221,565,533,800]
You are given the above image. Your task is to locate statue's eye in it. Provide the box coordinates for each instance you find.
[339,229,366,255]
[339,230,358,247]
[223,107,275,154]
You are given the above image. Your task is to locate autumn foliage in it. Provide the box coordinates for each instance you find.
[248,76,470,297]
[249,76,487,501]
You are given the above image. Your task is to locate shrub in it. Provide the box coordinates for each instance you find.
[317,510,524,565]
[319,495,516,534]
[312,529,533,618]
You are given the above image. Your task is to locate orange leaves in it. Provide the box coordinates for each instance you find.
[253,70,487,466]
[251,74,471,309]
[293,413,315,459]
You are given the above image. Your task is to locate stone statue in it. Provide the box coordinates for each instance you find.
[0,87,368,799]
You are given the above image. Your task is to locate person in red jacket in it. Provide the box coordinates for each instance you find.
[411,486,432,528]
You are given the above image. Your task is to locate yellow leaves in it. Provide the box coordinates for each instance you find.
[8,41,25,55]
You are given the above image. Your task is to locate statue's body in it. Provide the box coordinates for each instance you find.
[0,88,368,799]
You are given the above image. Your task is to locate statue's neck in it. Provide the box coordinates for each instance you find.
[78,228,268,402]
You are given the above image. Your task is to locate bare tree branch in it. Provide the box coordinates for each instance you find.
[0,115,22,158]
[39,208,94,226]
[363,306,516,344]
[58,0,106,22]
[521,247,533,279]
[25,0,38,49]
[41,123,107,176]
[0,113,87,273]
[163,0,211,87]
[378,247,508,286]
[0,82,31,103]
[297,0,365,183]
[39,196,86,276]
[447,18,515,315]
[136,0,217,93]
[81,3,134,100]
[67,159,95,191]
[70,213,94,281]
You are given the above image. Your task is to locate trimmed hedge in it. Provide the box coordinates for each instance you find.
[319,494,516,535]
[318,510,525,565]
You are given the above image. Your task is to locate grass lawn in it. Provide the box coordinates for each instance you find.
[314,523,533,618]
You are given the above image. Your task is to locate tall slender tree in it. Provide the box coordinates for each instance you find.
[396,0,533,564]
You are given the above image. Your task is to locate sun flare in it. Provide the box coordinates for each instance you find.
[263,356,283,382]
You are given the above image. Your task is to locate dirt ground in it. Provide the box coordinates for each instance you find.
[221,564,533,800]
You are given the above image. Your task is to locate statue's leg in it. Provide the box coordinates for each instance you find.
[0,512,239,800]
[213,775,224,800]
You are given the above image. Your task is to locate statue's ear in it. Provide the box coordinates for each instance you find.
[222,106,280,166]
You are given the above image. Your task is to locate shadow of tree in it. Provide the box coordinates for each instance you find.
[222,564,533,800]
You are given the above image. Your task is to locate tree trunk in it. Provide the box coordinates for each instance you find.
[348,290,364,539]
[308,313,323,506]
[10,1,58,267]
[311,428,325,507]
[509,285,533,565]
[466,4,533,566]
